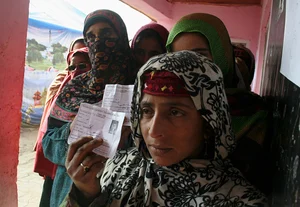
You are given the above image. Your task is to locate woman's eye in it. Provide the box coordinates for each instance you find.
[104,31,112,37]
[170,109,184,117]
[142,108,150,114]
[86,34,95,41]
[141,107,153,117]
[194,51,210,58]
[99,29,113,38]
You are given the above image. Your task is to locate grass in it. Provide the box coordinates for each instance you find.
[26,59,67,71]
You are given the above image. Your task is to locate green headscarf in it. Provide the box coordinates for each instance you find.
[166,12,268,153]
[166,13,236,88]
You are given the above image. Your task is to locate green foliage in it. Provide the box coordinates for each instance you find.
[25,39,68,70]
[52,53,65,65]
[26,39,47,63]
[51,43,68,65]
[27,50,44,63]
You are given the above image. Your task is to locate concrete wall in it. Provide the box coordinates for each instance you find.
[0,0,29,205]
[252,0,272,93]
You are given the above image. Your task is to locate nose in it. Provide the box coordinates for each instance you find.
[95,36,100,41]
[148,113,165,139]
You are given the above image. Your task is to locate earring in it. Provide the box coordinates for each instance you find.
[148,127,150,132]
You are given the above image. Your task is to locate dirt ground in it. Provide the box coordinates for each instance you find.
[18,125,43,207]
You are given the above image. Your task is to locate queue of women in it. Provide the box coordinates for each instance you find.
[33,9,270,207]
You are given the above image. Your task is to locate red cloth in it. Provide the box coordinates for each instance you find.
[34,94,58,178]
[143,70,189,97]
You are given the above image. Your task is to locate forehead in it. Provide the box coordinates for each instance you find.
[86,21,114,34]
[172,32,210,50]
[140,93,195,107]
[70,53,89,63]
[136,37,163,51]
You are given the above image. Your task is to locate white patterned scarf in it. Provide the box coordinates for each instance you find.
[95,51,268,207]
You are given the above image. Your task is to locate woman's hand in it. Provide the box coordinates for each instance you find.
[66,137,107,200]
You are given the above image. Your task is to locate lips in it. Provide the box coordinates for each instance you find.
[148,145,172,156]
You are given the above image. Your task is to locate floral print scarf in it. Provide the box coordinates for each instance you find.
[50,10,132,122]
[91,51,268,207]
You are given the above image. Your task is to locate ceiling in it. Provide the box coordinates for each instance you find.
[166,0,261,6]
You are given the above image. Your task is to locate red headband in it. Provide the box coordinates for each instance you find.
[143,71,189,97]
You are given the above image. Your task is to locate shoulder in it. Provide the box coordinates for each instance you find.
[101,147,143,180]
[105,147,142,169]
[217,163,269,206]
[99,147,143,194]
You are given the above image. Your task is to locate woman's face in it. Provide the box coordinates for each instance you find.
[139,93,205,166]
[69,53,91,73]
[171,32,213,60]
[85,22,118,42]
[134,37,164,68]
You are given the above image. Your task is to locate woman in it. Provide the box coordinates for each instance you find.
[166,13,271,194]
[62,51,268,206]
[34,38,87,179]
[45,37,86,105]
[166,13,243,89]
[34,47,90,207]
[233,44,256,91]
[131,23,169,69]
[42,10,134,207]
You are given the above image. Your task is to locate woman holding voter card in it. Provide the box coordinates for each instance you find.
[61,51,268,206]
[42,9,135,207]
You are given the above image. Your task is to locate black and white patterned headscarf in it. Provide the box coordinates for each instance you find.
[97,51,268,207]
[131,50,235,160]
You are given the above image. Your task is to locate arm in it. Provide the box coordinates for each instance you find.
[60,183,109,207]
[61,137,107,206]
[42,117,71,166]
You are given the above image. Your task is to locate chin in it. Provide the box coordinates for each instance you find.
[152,157,178,167]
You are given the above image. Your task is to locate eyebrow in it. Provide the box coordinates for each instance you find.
[86,31,94,36]
[86,27,114,35]
[140,100,192,108]
[99,27,114,32]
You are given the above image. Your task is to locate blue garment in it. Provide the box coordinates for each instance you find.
[42,122,72,207]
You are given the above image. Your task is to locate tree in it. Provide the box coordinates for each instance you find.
[26,39,46,63]
[51,43,67,65]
